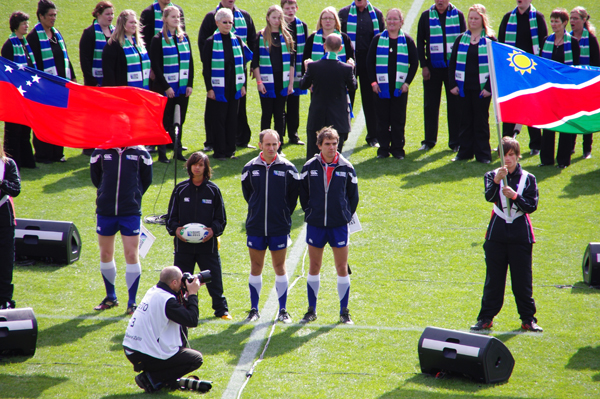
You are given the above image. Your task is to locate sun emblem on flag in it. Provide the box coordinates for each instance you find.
[507,50,536,75]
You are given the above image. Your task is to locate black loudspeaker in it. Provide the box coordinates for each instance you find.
[418,327,514,384]
[582,243,600,286]
[0,308,38,356]
[15,218,82,264]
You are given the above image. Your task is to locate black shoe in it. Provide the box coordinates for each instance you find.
[300,306,317,324]
[478,159,491,164]
[583,152,592,159]
[556,164,567,169]
[0,300,15,309]
[135,372,157,393]
[289,137,305,145]
[177,155,187,162]
[470,319,493,331]
[530,149,540,156]
[376,154,389,159]
[521,321,543,332]
[418,144,431,151]
[277,308,292,324]
[245,308,260,322]
[538,163,553,167]
[452,156,465,162]
[452,146,460,152]
[393,154,405,160]
[339,308,353,324]
[367,140,380,148]
[203,145,213,152]
[158,158,171,164]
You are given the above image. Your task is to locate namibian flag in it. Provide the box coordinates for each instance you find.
[488,41,600,134]
[0,56,170,148]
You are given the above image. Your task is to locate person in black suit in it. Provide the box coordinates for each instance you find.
[300,34,357,160]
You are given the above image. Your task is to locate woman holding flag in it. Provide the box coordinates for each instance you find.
[570,7,599,160]
[1,11,37,170]
[252,5,295,154]
[149,5,193,164]
[102,10,150,90]
[366,8,418,160]
[539,8,580,169]
[27,0,76,164]
[448,4,494,164]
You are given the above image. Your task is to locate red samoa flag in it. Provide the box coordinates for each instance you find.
[488,41,600,134]
[0,56,170,148]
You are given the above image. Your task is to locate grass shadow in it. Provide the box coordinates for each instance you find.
[379,385,519,398]
[565,345,600,381]
[37,312,122,348]
[401,372,511,394]
[41,167,94,193]
[0,373,68,398]
[188,322,252,362]
[258,324,335,359]
[560,168,600,198]
[570,281,600,295]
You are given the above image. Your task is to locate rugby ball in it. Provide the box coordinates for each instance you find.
[180,223,209,243]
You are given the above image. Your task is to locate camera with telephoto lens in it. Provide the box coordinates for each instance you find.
[181,271,212,292]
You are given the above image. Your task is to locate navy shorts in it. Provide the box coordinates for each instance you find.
[96,215,141,236]
[247,235,289,251]
[306,225,349,248]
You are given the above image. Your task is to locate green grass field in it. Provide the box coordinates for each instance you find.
[1,0,600,398]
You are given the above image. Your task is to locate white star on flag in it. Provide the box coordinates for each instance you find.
[26,81,32,86]
[4,65,13,73]
[18,64,26,70]
[31,75,41,83]
[17,86,26,96]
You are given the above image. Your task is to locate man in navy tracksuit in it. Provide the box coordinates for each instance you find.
[165,151,230,320]
[241,130,300,323]
[91,146,153,315]
[299,127,359,324]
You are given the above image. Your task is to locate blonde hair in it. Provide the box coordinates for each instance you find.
[572,6,596,36]
[316,7,341,32]
[468,4,495,39]
[263,5,295,52]
[109,9,143,47]
[161,5,184,45]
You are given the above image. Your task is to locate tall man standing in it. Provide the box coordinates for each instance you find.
[299,127,359,325]
[416,0,465,152]
[198,0,256,151]
[338,0,384,148]
[498,0,548,156]
[241,130,300,323]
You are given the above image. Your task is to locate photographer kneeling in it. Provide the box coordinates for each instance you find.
[123,266,210,393]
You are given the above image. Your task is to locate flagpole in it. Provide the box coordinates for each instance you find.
[487,40,511,215]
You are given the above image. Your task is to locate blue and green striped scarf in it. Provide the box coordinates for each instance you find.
[216,4,247,44]
[541,31,573,65]
[8,33,36,68]
[258,31,291,98]
[292,17,307,95]
[311,30,346,62]
[571,28,590,65]
[123,36,150,89]
[211,31,246,102]
[92,20,113,85]
[428,3,460,68]
[454,31,489,97]
[375,30,409,99]
[162,30,190,96]
[346,1,379,50]
[34,22,71,79]
[505,5,540,55]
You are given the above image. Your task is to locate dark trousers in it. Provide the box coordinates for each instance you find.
[236,91,252,147]
[0,226,15,303]
[422,66,460,149]
[174,251,229,317]
[158,96,189,160]
[33,133,64,163]
[125,347,203,389]
[284,94,302,141]
[204,100,214,148]
[573,133,593,155]
[502,123,542,151]
[456,90,492,162]
[540,130,575,166]
[4,123,36,169]
[477,240,537,323]
[211,98,239,159]
[259,93,287,142]
[375,93,408,158]
[349,53,377,143]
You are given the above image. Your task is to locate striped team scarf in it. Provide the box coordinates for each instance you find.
[92,20,114,85]
[505,6,540,55]
[428,4,460,68]
[123,36,151,89]
[211,31,245,102]
[321,52,354,118]
[162,30,190,96]
[292,17,307,94]
[375,30,409,99]
[541,31,573,65]
[153,0,172,35]
[571,28,590,65]
[454,31,489,97]
[346,1,380,51]
[311,30,347,62]
[258,31,291,98]
[34,22,71,79]
[8,33,36,68]
[216,4,248,44]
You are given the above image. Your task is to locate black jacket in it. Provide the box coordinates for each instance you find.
[0,158,21,228]
[149,31,195,95]
[90,147,153,216]
[498,7,548,55]
[166,179,226,254]
[416,5,466,69]
[79,23,110,86]
[140,3,186,52]
[241,155,300,237]
[198,6,256,52]
[26,27,76,80]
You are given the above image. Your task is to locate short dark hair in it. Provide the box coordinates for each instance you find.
[499,136,521,159]
[259,129,280,143]
[10,11,29,32]
[550,8,569,24]
[37,0,57,21]
[316,126,339,147]
[186,151,212,180]
[324,34,342,53]
[92,1,113,19]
